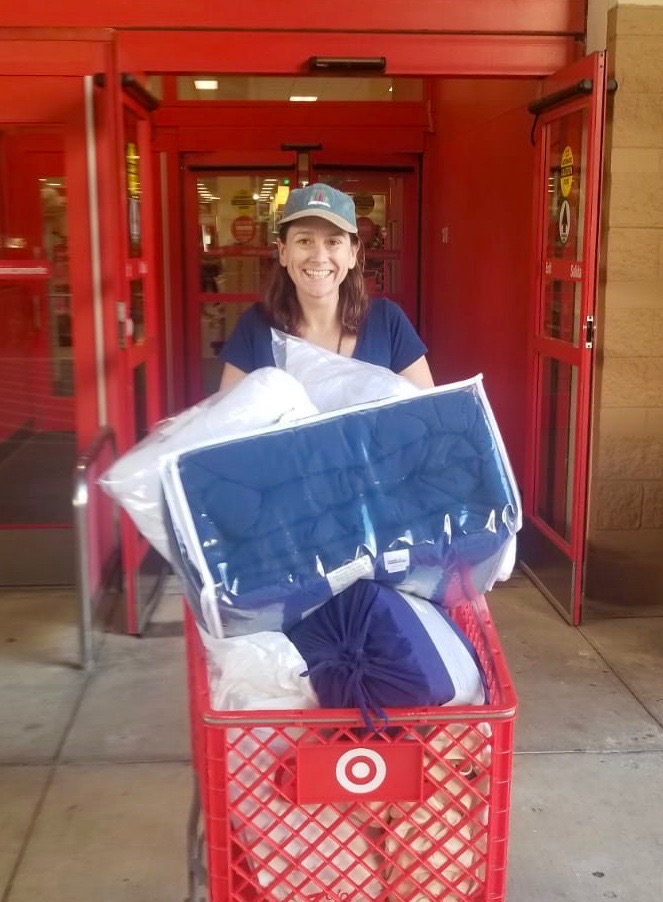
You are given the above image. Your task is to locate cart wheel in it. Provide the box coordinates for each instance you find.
[185,777,209,902]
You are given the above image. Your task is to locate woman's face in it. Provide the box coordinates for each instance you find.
[277,217,358,308]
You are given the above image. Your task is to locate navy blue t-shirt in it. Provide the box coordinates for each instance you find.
[219,298,427,374]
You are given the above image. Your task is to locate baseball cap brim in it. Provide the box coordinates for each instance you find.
[277,208,358,234]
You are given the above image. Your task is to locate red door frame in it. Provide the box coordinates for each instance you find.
[0,1,587,33]
[117,30,578,78]
[523,52,608,624]
[86,40,165,631]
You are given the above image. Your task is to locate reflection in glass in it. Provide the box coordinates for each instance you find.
[316,169,404,300]
[201,301,253,396]
[197,171,287,297]
[194,169,409,394]
[543,279,582,345]
[124,110,142,258]
[0,134,76,538]
[129,279,145,343]
[133,363,148,442]
[40,176,74,397]
[536,358,577,542]
[546,109,587,262]
[176,75,423,102]
[196,169,406,302]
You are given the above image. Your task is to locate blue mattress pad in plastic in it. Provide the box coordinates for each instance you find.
[161,376,521,636]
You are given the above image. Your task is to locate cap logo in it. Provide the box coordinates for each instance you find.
[307,188,331,209]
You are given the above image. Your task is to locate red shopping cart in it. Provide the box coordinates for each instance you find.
[184,594,517,902]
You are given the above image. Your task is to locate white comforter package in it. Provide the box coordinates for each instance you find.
[99,368,318,561]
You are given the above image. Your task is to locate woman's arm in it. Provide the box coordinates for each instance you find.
[220,361,247,391]
[399,355,434,389]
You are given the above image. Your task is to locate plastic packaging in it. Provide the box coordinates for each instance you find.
[272,327,420,410]
[99,368,318,561]
[161,374,522,637]
[199,626,318,712]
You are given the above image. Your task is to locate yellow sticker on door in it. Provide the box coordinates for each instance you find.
[560,145,573,198]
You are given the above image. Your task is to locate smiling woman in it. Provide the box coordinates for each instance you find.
[219,183,433,390]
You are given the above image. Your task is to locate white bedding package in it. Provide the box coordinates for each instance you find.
[99,367,318,561]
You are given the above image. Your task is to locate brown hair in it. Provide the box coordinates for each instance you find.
[262,222,369,336]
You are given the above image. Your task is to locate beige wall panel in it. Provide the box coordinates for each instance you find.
[613,5,663,37]
[586,532,663,602]
[600,357,663,406]
[609,148,660,173]
[603,306,663,356]
[645,408,663,430]
[612,35,663,92]
[642,481,663,527]
[595,480,643,528]
[610,94,663,148]
[604,279,663,309]
[605,228,660,281]
[590,2,663,609]
[608,172,663,228]
[595,432,663,479]
[596,406,648,436]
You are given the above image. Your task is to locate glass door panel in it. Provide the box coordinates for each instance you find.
[520,53,608,624]
[186,163,419,402]
[0,117,78,585]
[536,358,577,541]
[188,168,293,400]
[116,95,165,633]
[314,168,418,325]
[545,110,586,263]
[543,280,582,345]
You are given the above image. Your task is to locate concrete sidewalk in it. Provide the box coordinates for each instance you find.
[1,573,661,902]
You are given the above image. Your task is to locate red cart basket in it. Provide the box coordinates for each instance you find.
[185,594,517,902]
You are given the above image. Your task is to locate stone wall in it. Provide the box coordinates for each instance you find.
[586,3,663,605]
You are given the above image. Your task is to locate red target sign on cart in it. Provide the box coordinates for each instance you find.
[297,742,424,804]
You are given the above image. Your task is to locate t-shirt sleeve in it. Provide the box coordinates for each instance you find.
[218,304,275,372]
[384,300,428,373]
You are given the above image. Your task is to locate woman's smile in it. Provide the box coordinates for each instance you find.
[278,217,358,306]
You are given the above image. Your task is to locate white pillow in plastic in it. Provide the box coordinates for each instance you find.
[99,368,318,561]
[199,627,319,712]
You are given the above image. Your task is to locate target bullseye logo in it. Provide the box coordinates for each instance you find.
[335,748,387,794]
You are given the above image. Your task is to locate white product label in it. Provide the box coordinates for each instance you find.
[383,549,411,574]
[327,555,375,595]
